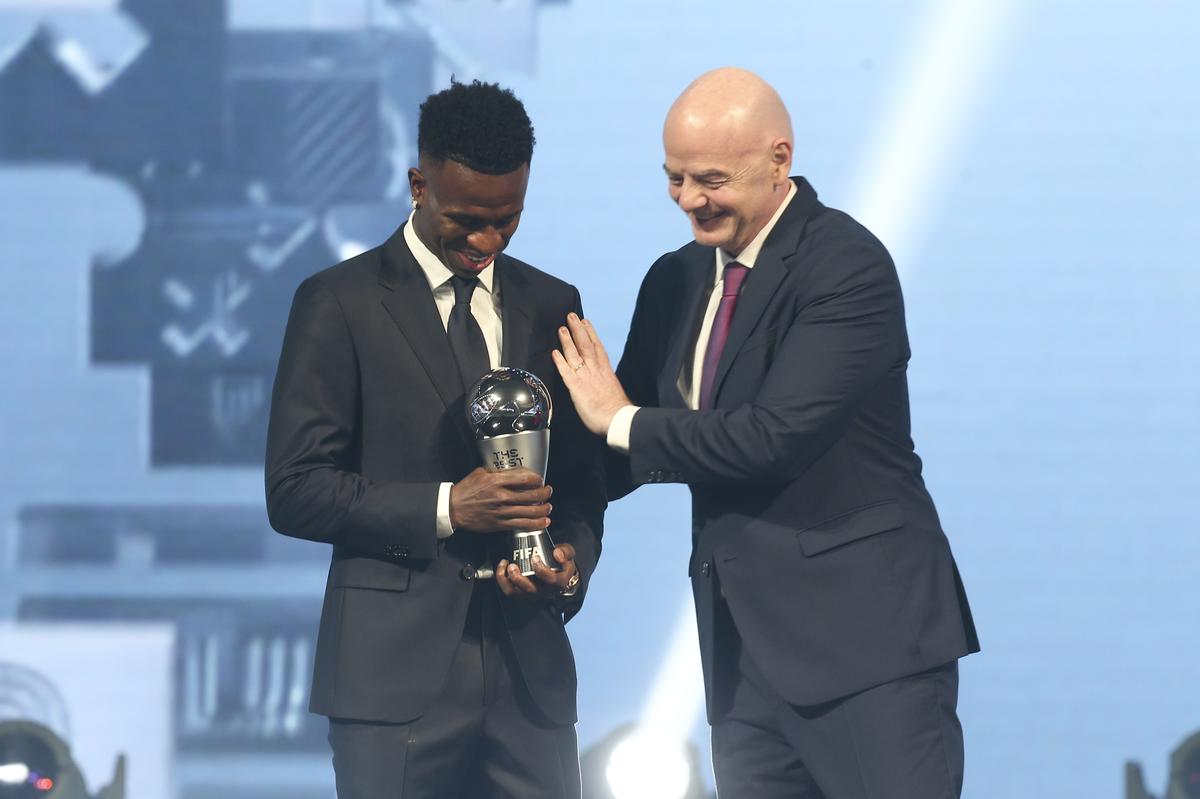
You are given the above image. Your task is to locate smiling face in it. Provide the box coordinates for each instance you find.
[663,116,792,256]
[408,157,529,277]
[661,68,795,255]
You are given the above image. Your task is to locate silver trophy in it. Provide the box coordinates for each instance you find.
[466,367,561,577]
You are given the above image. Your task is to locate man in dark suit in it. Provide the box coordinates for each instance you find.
[265,80,604,799]
[553,68,978,798]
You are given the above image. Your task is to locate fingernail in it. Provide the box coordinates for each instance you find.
[568,313,578,321]
[547,503,553,513]
[509,564,520,575]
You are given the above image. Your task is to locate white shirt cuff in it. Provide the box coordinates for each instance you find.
[606,405,640,454]
[436,482,455,539]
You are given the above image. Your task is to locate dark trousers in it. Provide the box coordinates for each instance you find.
[712,620,964,799]
[327,585,581,799]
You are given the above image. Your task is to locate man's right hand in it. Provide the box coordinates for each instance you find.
[449,467,553,533]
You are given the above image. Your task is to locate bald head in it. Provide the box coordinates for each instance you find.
[662,68,795,254]
[665,67,793,155]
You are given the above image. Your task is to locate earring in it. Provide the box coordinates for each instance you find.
[411,196,419,209]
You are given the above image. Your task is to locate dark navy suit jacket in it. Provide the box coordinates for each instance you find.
[608,177,978,721]
[265,225,605,726]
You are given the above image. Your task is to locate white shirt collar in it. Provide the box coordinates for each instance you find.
[716,180,798,274]
[403,210,496,293]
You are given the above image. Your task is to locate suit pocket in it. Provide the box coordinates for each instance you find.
[328,555,412,592]
[796,500,904,556]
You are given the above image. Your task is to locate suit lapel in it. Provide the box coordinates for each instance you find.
[660,246,711,408]
[708,178,822,406]
[496,258,535,368]
[707,255,787,405]
[377,225,465,409]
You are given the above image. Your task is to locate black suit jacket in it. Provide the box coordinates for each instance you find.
[609,177,978,721]
[265,225,605,726]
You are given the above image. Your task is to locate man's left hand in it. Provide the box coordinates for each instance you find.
[552,313,631,436]
[495,543,580,599]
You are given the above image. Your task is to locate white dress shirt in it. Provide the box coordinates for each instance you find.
[404,213,503,538]
[607,181,797,452]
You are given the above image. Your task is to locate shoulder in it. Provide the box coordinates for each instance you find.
[283,247,385,329]
[796,205,898,291]
[638,239,708,296]
[806,205,891,259]
[297,247,382,299]
[652,239,708,276]
[498,253,579,307]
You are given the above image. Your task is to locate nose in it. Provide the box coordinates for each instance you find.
[676,178,708,213]
[467,226,505,255]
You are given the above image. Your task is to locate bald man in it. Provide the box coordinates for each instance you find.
[554,68,979,797]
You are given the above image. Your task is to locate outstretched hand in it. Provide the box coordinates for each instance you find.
[551,313,631,436]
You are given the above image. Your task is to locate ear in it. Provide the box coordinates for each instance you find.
[408,167,426,206]
[769,139,793,184]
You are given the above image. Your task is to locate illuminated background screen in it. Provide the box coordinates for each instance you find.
[0,1,1197,797]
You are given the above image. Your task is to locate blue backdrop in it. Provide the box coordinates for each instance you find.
[0,1,1197,797]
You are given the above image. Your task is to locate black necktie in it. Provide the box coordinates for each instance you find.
[446,275,490,392]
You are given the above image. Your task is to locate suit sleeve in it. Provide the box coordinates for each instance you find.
[546,287,607,621]
[628,240,903,486]
[264,276,440,561]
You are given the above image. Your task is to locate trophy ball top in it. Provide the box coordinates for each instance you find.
[466,367,553,438]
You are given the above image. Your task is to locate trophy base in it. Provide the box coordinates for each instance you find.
[509,530,561,577]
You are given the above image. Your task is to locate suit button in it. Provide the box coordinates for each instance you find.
[700,561,711,577]
[460,563,476,580]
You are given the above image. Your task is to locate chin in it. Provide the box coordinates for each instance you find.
[691,225,734,251]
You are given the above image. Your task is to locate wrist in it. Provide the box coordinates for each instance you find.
[447,484,462,530]
[602,397,630,433]
[559,570,581,597]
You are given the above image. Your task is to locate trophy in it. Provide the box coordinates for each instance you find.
[466,367,562,577]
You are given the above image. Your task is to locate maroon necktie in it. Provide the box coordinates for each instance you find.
[699,262,749,410]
